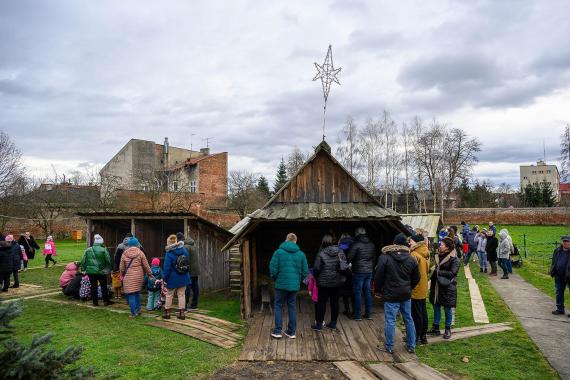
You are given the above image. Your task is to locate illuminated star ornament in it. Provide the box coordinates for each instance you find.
[313,44,341,140]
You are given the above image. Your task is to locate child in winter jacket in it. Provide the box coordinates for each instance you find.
[43,236,57,268]
[79,275,91,301]
[19,245,28,271]
[144,258,163,311]
[59,262,79,288]
[111,271,122,299]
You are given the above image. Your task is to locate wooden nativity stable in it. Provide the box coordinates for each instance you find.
[223,141,408,318]
[78,211,232,292]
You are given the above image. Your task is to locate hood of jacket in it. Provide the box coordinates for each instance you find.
[117,237,129,250]
[65,262,78,271]
[411,241,429,259]
[0,241,11,250]
[499,229,509,240]
[321,245,340,257]
[166,241,184,253]
[123,246,143,259]
[382,245,411,262]
[279,241,300,253]
[151,266,161,276]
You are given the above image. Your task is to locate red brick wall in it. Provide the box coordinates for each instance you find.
[2,217,86,239]
[444,207,570,225]
[198,153,228,207]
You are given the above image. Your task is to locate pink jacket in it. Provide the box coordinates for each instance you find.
[308,273,318,302]
[59,262,78,288]
[43,241,57,256]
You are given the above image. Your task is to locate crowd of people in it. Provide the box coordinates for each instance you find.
[57,231,201,319]
[268,221,523,354]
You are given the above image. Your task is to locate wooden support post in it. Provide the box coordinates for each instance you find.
[184,218,189,239]
[251,236,257,301]
[131,219,136,236]
[86,219,92,248]
[242,239,252,319]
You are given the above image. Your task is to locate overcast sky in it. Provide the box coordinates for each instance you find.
[1,0,569,187]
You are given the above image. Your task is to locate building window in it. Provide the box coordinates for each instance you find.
[539,170,543,174]
[523,176,527,179]
[532,170,536,174]
[173,181,178,191]
[190,181,197,193]
[547,170,551,174]
[142,185,149,191]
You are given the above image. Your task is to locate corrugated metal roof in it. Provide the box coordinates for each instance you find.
[400,213,443,238]
[249,202,399,221]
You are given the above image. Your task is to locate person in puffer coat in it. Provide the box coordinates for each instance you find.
[498,229,513,279]
[5,235,22,288]
[80,234,113,306]
[162,234,191,321]
[0,239,14,292]
[428,236,459,340]
[59,262,79,288]
[269,233,309,339]
[120,237,153,318]
[312,234,347,331]
[347,227,376,320]
[409,234,430,345]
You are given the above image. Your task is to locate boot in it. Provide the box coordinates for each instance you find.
[484,267,488,273]
[443,327,452,339]
[420,335,428,345]
[177,309,185,320]
[427,324,440,336]
[162,308,171,319]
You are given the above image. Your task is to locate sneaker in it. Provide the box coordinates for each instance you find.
[406,346,415,354]
[350,315,362,321]
[420,335,428,345]
[364,314,373,320]
[552,310,565,315]
[379,345,394,354]
[271,331,283,339]
[326,322,337,330]
[311,323,323,331]
[283,331,296,339]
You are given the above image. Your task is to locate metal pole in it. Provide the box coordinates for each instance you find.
[523,234,527,258]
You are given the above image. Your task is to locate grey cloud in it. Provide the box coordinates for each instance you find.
[329,0,368,14]
[347,29,405,52]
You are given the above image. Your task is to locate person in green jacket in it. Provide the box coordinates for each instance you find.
[80,234,113,306]
[269,233,309,340]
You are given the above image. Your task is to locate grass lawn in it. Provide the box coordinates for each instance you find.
[10,291,243,379]
[415,261,559,380]
[26,239,87,268]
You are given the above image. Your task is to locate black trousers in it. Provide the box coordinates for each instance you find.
[45,254,56,267]
[88,274,109,305]
[11,269,19,287]
[1,272,10,291]
[411,298,428,338]
[315,286,340,324]
[185,276,200,309]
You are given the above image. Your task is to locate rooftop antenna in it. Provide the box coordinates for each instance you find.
[190,133,196,155]
[543,139,546,162]
[203,137,213,148]
[313,44,342,141]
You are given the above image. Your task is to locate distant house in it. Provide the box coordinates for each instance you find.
[520,160,560,201]
[100,138,228,209]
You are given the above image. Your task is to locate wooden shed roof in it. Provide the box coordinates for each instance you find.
[400,213,443,238]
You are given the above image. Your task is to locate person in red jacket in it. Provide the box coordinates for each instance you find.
[43,236,57,268]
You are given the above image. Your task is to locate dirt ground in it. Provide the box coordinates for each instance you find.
[208,361,347,380]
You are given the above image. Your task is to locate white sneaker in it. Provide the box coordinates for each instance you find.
[271,332,282,339]
[283,331,296,339]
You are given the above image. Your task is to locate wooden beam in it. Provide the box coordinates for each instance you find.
[131,218,136,235]
[86,216,199,221]
[251,236,257,301]
[86,219,92,248]
[184,218,189,238]
[242,239,252,319]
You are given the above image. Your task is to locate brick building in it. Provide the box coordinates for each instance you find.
[100,138,228,209]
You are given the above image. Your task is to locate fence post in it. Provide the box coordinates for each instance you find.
[523,234,527,258]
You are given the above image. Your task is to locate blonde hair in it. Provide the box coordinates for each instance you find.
[167,234,177,245]
[286,233,297,243]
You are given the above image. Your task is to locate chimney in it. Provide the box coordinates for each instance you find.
[163,137,169,166]
[200,147,210,156]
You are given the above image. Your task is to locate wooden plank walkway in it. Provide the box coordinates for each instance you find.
[463,265,490,324]
[427,322,513,344]
[240,297,414,362]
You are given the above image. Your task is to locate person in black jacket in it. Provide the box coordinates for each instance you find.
[18,232,40,268]
[312,234,347,331]
[428,236,460,339]
[485,230,499,276]
[113,233,132,272]
[375,233,420,354]
[5,235,22,288]
[347,227,376,320]
[550,236,570,315]
[0,239,13,292]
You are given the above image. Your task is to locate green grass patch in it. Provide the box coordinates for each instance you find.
[415,261,559,380]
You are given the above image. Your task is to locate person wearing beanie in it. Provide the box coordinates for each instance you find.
[374,234,420,354]
[43,235,57,268]
[5,235,22,289]
[177,232,201,311]
[474,229,488,273]
[80,234,113,306]
[120,236,153,318]
[347,227,376,321]
[144,257,163,311]
[409,234,430,345]
[162,234,191,320]
[428,236,459,340]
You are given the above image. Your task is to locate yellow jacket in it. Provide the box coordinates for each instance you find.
[411,241,430,300]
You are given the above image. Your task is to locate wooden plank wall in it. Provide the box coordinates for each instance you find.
[188,222,230,292]
[276,153,374,204]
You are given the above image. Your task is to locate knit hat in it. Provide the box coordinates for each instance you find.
[393,233,408,246]
[46,236,53,241]
[5,234,14,242]
[94,234,104,244]
[167,234,177,246]
[441,236,454,250]
[127,237,140,247]
[151,257,160,266]
[411,234,424,243]
[176,232,185,241]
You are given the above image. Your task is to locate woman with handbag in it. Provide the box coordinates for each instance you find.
[120,237,153,318]
[427,236,459,339]
[312,234,347,331]
[79,234,113,307]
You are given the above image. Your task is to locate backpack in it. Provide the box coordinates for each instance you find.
[174,254,190,274]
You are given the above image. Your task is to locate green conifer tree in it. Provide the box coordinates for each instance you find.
[273,158,288,193]
[256,175,271,199]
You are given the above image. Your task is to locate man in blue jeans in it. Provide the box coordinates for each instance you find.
[269,233,309,339]
[348,227,376,320]
[550,235,570,315]
[374,233,420,354]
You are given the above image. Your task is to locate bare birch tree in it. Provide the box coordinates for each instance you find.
[228,170,265,218]
[286,147,309,178]
[336,116,361,176]
[359,117,384,193]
